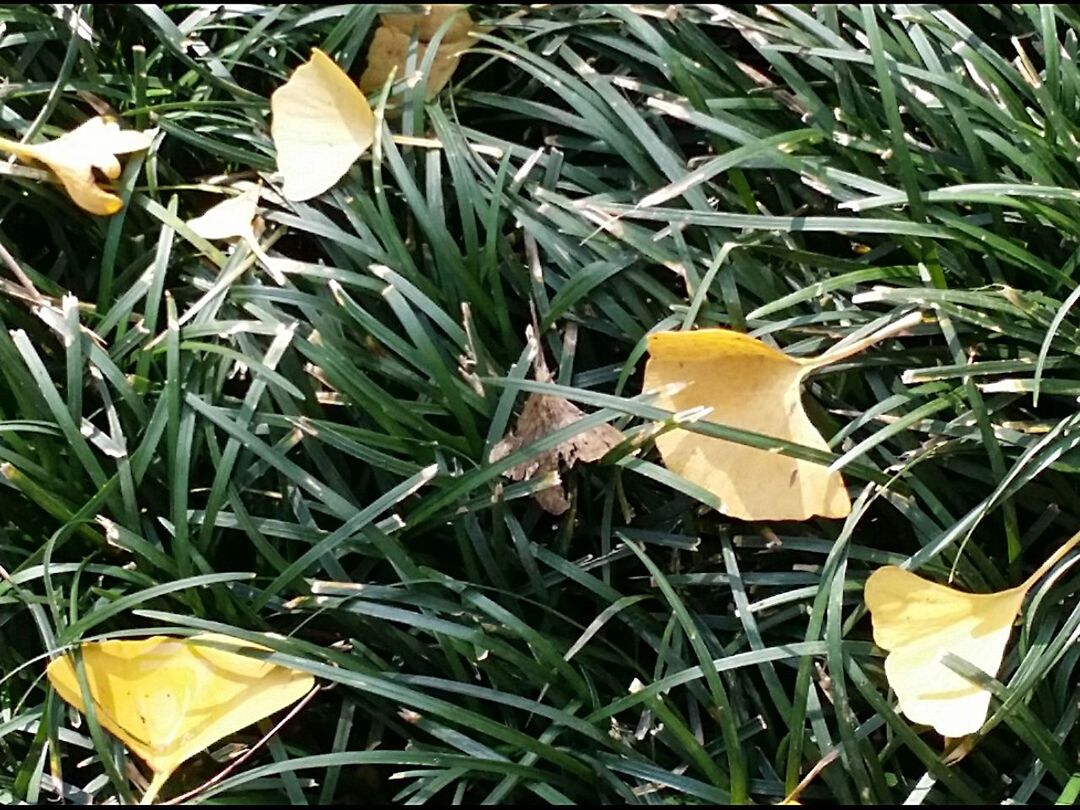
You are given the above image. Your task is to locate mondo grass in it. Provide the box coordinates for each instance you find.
[0,3,1077,806]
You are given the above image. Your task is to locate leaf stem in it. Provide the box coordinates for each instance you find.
[0,134,36,161]
[808,310,924,368]
[1022,530,1080,591]
[162,685,320,805]
[140,771,170,805]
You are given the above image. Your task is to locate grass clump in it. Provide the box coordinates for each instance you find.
[0,3,1077,805]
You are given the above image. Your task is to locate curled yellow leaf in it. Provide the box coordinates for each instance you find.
[865,531,1080,737]
[47,633,315,803]
[270,48,375,202]
[0,116,153,215]
[642,313,920,521]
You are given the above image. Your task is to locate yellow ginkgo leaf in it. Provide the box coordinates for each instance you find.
[270,48,375,202]
[641,312,921,521]
[0,116,154,215]
[185,184,293,286]
[864,568,1026,738]
[186,187,260,241]
[380,4,473,43]
[865,530,1080,738]
[358,25,468,101]
[47,633,314,804]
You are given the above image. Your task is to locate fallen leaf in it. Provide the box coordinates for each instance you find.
[865,568,1025,738]
[490,329,623,515]
[641,312,921,521]
[380,4,474,42]
[358,25,467,100]
[0,116,154,215]
[47,633,314,804]
[359,5,483,102]
[186,187,260,241]
[185,185,290,285]
[864,530,1080,738]
[490,391,624,514]
[270,48,375,202]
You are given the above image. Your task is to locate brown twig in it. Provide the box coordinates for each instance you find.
[0,237,46,305]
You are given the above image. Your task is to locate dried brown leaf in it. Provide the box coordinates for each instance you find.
[490,332,623,514]
[380,4,473,43]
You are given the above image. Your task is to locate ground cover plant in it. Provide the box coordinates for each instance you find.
[0,2,1078,805]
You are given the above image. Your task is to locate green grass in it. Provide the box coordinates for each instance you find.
[0,2,1078,804]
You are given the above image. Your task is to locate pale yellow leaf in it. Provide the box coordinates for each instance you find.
[864,530,1080,737]
[47,633,314,802]
[0,116,154,215]
[186,187,260,241]
[864,567,1025,738]
[270,48,374,202]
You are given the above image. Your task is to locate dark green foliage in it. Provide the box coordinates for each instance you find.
[0,3,1077,804]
